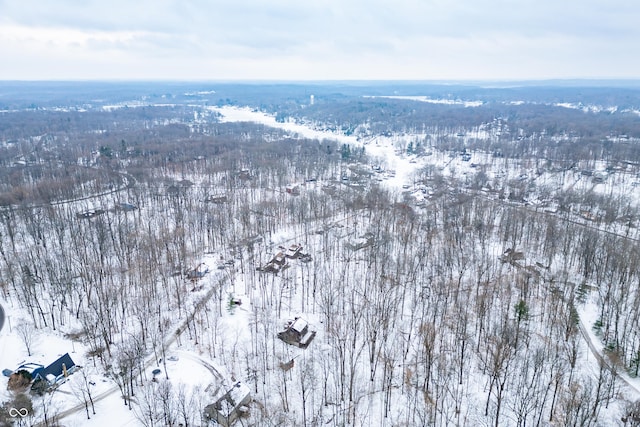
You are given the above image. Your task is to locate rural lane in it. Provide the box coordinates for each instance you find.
[37,274,228,426]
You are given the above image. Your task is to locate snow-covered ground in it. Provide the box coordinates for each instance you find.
[211,106,426,190]
[2,101,640,426]
[212,106,358,145]
[212,105,640,238]
[364,95,484,107]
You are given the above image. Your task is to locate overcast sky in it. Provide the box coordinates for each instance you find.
[0,0,638,81]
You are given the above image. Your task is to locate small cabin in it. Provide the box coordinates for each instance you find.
[277,317,316,349]
[271,252,286,266]
[238,169,252,180]
[204,382,251,427]
[500,248,525,264]
[259,251,289,274]
[186,263,209,280]
[116,202,137,212]
[76,209,105,219]
[285,185,300,195]
[285,244,302,259]
[205,194,228,204]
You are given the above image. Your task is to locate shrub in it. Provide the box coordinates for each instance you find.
[7,370,32,392]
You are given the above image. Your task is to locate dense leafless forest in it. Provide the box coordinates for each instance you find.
[2,82,640,426]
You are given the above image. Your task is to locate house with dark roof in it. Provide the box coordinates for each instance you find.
[13,362,45,380]
[259,251,289,274]
[285,244,302,259]
[277,317,316,349]
[116,202,138,212]
[204,382,251,427]
[37,353,76,385]
[186,263,209,280]
[76,209,105,219]
[205,194,228,204]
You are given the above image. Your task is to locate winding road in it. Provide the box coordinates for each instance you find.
[0,167,136,213]
[37,274,229,426]
[576,315,640,396]
[466,186,640,398]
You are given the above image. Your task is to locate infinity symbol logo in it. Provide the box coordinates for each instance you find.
[9,407,29,417]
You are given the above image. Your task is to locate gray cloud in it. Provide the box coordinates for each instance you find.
[0,0,639,79]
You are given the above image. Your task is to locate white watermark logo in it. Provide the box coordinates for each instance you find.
[9,407,29,417]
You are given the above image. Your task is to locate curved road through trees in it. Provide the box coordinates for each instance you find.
[0,167,137,213]
[463,186,640,398]
[38,274,229,426]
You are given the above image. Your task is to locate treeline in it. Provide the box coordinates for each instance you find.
[275,98,640,162]
[0,115,341,206]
